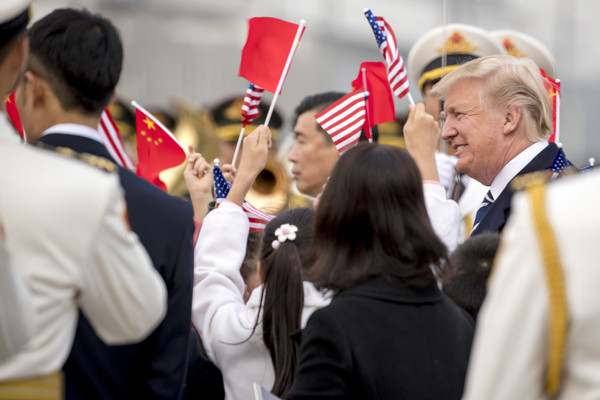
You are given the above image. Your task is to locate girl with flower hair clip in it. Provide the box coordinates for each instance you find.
[189,126,329,400]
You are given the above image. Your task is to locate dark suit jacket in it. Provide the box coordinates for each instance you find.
[287,275,475,400]
[472,142,569,236]
[38,133,195,400]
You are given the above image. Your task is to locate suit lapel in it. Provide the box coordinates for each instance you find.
[472,143,560,235]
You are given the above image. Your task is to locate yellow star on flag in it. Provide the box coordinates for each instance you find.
[143,116,156,130]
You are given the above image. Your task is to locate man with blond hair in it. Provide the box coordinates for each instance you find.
[432,54,571,235]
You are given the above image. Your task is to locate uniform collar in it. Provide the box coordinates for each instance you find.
[42,123,103,143]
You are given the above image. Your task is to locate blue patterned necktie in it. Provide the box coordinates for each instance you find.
[473,190,495,231]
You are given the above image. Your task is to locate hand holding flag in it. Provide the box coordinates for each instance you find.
[364,9,414,105]
[132,101,187,191]
[213,163,275,232]
[315,89,368,154]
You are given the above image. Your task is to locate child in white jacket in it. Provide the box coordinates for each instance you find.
[190,126,330,400]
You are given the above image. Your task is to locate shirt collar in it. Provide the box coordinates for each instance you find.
[42,123,103,143]
[489,141,548,199]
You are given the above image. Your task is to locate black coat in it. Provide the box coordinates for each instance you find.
[472,142,569,236]
[288,275,475,400]
[38,133,195,400]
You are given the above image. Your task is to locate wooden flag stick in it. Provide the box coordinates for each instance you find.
[264,20,306,128]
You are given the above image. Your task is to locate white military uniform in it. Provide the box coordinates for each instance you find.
[463,170,600,399]
[0,234,32,361]
[0,114,167,381]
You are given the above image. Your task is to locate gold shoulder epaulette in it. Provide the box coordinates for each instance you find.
[510,171,550,192]
[34,142,117,173]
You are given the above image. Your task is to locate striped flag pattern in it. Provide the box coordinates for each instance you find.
[315,89,367,154]
[98,108,135,170]
[364,9,410,99]
[241,83,264,127]
[213,164,275,232]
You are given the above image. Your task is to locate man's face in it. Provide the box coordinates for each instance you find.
[287,110,339,197]
[441,79,506,186]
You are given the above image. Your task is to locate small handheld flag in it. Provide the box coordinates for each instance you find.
[351,62,396,129]
[232,83,265,167]
[98,108,135,170]
[213,163,275,232]
[239,17,305,95]
[364,9,414,105]
[241,83,264,127]
[132,101,187,191]
[315,89,368,154]
[540,68,561,144]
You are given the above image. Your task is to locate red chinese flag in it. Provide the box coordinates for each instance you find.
[540,68,560,143]
[5,92,24,137]
[238,17,304,94]
[351,62,396,129]
[134,103,186,191]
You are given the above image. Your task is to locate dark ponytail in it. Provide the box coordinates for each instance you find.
[258,208,315,397]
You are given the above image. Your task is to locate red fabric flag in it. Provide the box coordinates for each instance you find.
[351,62,396,129]
[98,108,135,170]
[540,68,561,143]
[315,89,367,154]
[364,10,410,99]
[133,102,186,191]
[238,17,305,94]
[5,92,24,138]
[241,83,264,127]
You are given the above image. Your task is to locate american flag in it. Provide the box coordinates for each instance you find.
[213,164,274,232]
[241,83,264,127]
[315,89,367,154]
[364,9,410,99]
[98,108,135,170]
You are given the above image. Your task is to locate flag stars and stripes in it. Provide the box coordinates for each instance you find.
[315,89,367,154]
[241,83,264,127]
[364,9,410,100]
[213,165,274,232]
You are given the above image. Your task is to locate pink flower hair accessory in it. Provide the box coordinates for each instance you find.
[271,223,298,250]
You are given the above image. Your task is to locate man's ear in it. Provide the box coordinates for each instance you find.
[503,105,521,135]
[25,71,47,107]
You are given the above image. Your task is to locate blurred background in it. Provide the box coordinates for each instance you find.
[31,0,600,168]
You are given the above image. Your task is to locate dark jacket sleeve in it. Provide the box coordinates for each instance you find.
[142,203,195,399]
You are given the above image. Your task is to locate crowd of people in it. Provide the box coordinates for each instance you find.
[2,1,599,400]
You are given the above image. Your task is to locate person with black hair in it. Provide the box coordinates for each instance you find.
[190,126,330,400]
[287,143,474,400]
[15,8,196,399]
[442,232,501,320]
[0,2,166,397]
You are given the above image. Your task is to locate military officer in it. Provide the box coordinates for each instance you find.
[0,1,167,398]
